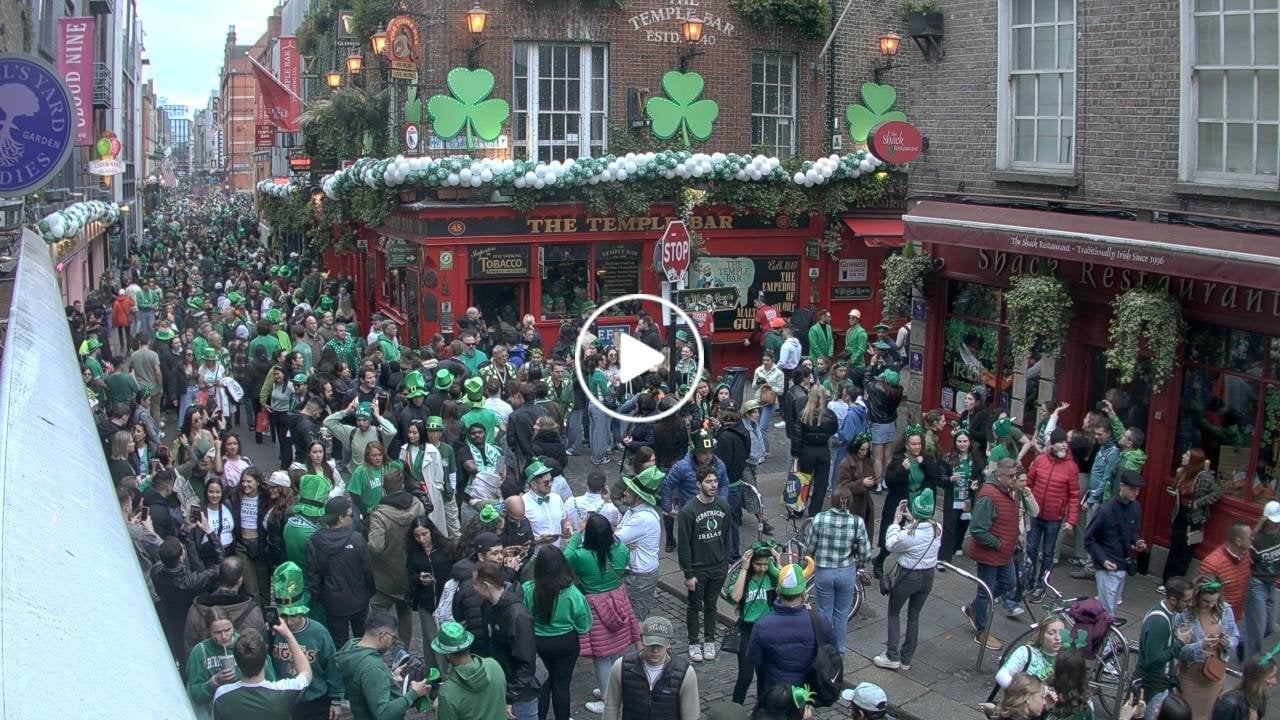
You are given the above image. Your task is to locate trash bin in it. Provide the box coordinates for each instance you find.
[722,366,748,409]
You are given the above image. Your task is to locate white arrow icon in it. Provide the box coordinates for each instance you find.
[616,333,666,386]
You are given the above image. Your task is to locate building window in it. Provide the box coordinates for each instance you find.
[38,0,56,54]
[998,0,1076,169]
[1176,323,1280,507]
[750,52,797,156]
[940,281,1017,416]
[513,43,607,162]
[1182,0,1279,186]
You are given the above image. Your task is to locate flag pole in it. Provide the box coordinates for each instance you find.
[244,52,309,109]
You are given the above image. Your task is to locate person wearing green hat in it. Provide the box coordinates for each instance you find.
[461,378,501,444]
[284,474,331,605]
[874,487,941,671]
[263,308,293,353]
[324,398,398,477]
[617,465,665,621]
[79,335,105,379]
[725,542,783,704]
[135,277,161,336]
[334,609,432,720]
[745,561,835,699]
[432,620,508,720]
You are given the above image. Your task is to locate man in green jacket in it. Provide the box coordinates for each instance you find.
[269,563,345,719]
[845,309,868,368]
[433,621,508,720]
[284,474,330,624]
[335,609,430,720]
[807,309,834,362]
[1137,579,1193,711]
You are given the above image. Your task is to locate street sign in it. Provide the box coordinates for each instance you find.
[674,286,738,312]
[658,220,691,284]
[403,123,421,155]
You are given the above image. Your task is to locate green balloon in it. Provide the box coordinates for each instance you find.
[95,138,110,156]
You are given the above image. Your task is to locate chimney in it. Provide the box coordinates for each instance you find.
[267,10,281,43]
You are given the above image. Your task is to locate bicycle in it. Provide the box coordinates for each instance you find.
[996,571,1131,719]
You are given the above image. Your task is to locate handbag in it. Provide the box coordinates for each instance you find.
[254,407,271,433]
[721,629,742,655]
[1187,527,1205,545]
[760,386,777,406]
[1203,652,1227,682]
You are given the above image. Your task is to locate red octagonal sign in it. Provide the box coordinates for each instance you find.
[658,220,691,283]
[868,120,924,165]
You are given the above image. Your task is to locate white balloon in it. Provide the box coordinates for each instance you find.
[793,172,806,184]
[533,178,545,189]
[524,171,537,185]
[615,169,627,180]
[480,169,494,183]
[447,173,460,186]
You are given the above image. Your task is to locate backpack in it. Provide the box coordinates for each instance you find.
[805,609,844,707]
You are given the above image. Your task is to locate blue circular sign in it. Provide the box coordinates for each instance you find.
[0,54,75,197]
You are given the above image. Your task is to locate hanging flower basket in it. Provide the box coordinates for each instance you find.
[1004,274,1073,359]
[1104,286,1185,387]
[880,238,934,318]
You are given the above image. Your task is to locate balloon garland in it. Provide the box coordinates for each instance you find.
[35,201,122,244]
[256,180,301,198]
[311,149,888,202]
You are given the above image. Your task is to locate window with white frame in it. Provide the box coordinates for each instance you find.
[1184,0,1278,185]
[751,52,797,155]
[513,43,607,162]
[999,0,1076,169]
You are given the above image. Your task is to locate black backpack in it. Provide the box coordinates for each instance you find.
[806,609,844,707]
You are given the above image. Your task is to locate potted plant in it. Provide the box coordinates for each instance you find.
[880,238,935,318]
[1004,274,1073,359]
[1104,286,1185,387]
[901,1,944,37]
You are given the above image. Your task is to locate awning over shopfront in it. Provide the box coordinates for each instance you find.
[843,217,904,247]
[904,200,1280,292]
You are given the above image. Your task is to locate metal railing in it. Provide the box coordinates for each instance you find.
[939,561,996,671]
[93,62,112,109]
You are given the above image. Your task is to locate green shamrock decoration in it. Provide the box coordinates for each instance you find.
[645,71,719,148]
[846,82,907,143]
[404,82,423,124]
[427,67,510,149]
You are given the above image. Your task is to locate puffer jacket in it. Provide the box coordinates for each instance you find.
[449,559,492,655]
[1026,452,1081,525]
[659,452,729,510]
[367,491,425,600]
[183,588,266,656]
[745,603,835,688]
[484,584,540,704]
[714,422,749,483]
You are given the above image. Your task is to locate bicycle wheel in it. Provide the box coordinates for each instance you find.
[1089,626,1130,720]
[848,577,863,622]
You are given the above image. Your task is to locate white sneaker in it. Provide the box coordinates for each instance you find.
[592,688,602,700]
[702,641,717,660]
[585,701,605,715]
[873,654,901,670]
[773,421,786,428]
[688,643,703,661]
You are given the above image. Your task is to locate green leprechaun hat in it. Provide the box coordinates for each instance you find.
[431,621,476,655]
[402,370,428,399]
[524,458,554,483]
[463,376,484,407]
[690,428,715,452]
[623,465,664,506]
[272,561,310,615]
[434,368,455,391]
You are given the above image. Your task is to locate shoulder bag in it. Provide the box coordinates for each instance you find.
[880,523,937,596]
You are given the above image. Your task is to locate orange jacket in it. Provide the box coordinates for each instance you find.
[111,295,134,326]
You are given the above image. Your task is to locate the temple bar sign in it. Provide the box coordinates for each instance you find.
[527,214,734,234]
[628,2,736,45]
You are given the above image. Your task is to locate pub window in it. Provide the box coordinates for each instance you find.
[540,245,590,320]
[997,0,1076,170]
[1181,0,1279,186]
[941,281,1015,416]
[1176,322,1280,507]
[750,52,797,156]
[513,43,608,162]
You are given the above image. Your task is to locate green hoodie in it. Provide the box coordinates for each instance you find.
[333,640,416,720]
[186,636,276,720]
[436,656,507,720]
[270,618,344,704]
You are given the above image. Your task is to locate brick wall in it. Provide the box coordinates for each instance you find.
[832,0,916,150]
[903,0,1278,222]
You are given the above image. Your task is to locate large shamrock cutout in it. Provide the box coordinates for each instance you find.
[846,82,907,143]
[427,67,510,149]
[645,71,719,147]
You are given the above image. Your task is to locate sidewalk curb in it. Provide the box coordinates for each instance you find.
[655,579,927,720]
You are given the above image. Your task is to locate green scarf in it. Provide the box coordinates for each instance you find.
[907,459,925,496]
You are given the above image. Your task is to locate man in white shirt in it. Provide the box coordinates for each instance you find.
[616,466,664,621]
[776,326,802,372]
[565,469,622,531]
[522,459,568,547]
[482,379,514,424]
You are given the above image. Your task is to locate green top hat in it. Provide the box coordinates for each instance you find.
[264,308,283,324]
[294,474,330,517]
[623,465,664,506]
[200,347,219,362]
[874,321,891,331]
[269,265,281,275]
[291,373,308,385]
[524,459,554,483]
[187,297,204,311]
[478,504,500,523]
[431,621,476,655]
[911,488,936,519]
[226,291,245,306]
[675,329,691,343]
[154,328,175,341]
[261,281,274,293]
[271,562,311,615]
[79,336,102,355]
[355,402,373,420]
[425,415,444,431]
[463,376,484,406]
[691,428,715,453]
[776,563,808,597]
[434,368,455,390]
[402,370,428,399]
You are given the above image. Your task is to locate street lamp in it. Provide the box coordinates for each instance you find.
[326,70,342,89]
[346,52,363,75]
[872,32,901,83]
[370,27,388,56]
[678,18,705,71]
[466,4,488,68]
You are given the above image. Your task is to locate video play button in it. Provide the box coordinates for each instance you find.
[573,292,704,425]
[616,333,665,385]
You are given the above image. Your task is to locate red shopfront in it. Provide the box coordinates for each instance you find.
[357,202,899,372]
[905,201,1280,564]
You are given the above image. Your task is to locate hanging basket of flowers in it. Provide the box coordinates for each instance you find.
[880,238,934,318]
[1004,274,1073,359]
[1104,286,1185,387]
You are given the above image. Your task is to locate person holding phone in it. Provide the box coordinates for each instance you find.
[187,606,278,720]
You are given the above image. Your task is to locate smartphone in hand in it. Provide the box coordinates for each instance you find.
[263,605,279,630]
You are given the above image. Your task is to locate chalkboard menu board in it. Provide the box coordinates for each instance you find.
[469,245,531,277]
[595,243,642,315]
[697,256,801,332]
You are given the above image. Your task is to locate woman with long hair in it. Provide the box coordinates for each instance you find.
[193,480,234,568]
[261,470,296,569]
[864,370,904,492]
[300,439,343,496]
[563,513,640,715]
[260,364,295,469]
[161,336,185,413]
[873,431,941,577]
[1175,573,1241,719]
[586,354,614,465]
[109,430,137,485]
[173,406,218,468]
[995,618,1064,689]
[230,467,268,603]
[405,516,454,673]
[1046,652,1092,720]
[1210,653,1276,720]
[940,428,986,564]
[728,542,781,704]
[803,485,869,656]
[876,488,941,672]
[997,673,1047,720]
[130,421,157,480]
[834,434,877,539]
[1163,447,1222,586]
[400,420,448,534]
[795,385,839,516]
[522,545,592,720]
[216,433,253,489]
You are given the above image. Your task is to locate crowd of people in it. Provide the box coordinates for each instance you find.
[81,191,1280,720]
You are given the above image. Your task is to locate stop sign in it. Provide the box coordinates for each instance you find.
[658,220,691,283]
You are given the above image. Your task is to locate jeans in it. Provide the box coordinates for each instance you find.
[512,699,539,720]
[886,567,935,664]
[536,630,579,720]
[686,567,728,643]
[625,569,659,623]
[813,564,857,653]
[1096,568,1126,617]
[137,308,156,337]
[589,404,612,463]
[1025,518,1062,587]
[1244,575,1276,661]
[973,560,1016,632]
[565,409,585,453]
[416,607,445,675]
[593,655,620,699]
[1143,689,1170,720]
[758,404,775,454]
[326,606,367,649]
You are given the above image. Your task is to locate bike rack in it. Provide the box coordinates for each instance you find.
[939,561,996,671]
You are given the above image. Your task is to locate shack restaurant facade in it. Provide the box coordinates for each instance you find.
[325,202,903,372]
[905,200,1280,562]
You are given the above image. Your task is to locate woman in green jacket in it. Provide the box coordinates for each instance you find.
[185,607,275,720]
[522,545,592,720]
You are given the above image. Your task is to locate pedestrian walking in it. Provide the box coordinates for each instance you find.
[1083,469,1147,616]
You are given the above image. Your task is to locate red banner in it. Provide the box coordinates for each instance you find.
[279,37,300,131]
[250,56,299,132]
[58,17,95,145]
[255,124,274,148]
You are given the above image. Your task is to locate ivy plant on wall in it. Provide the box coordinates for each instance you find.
[646,71,719,148]
[847,83,907,143]
[427,68,511,150]
[731,0,832,39]
[1003,274,1073,359]
[1104,286,1186,387]
[880,238,934,318]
